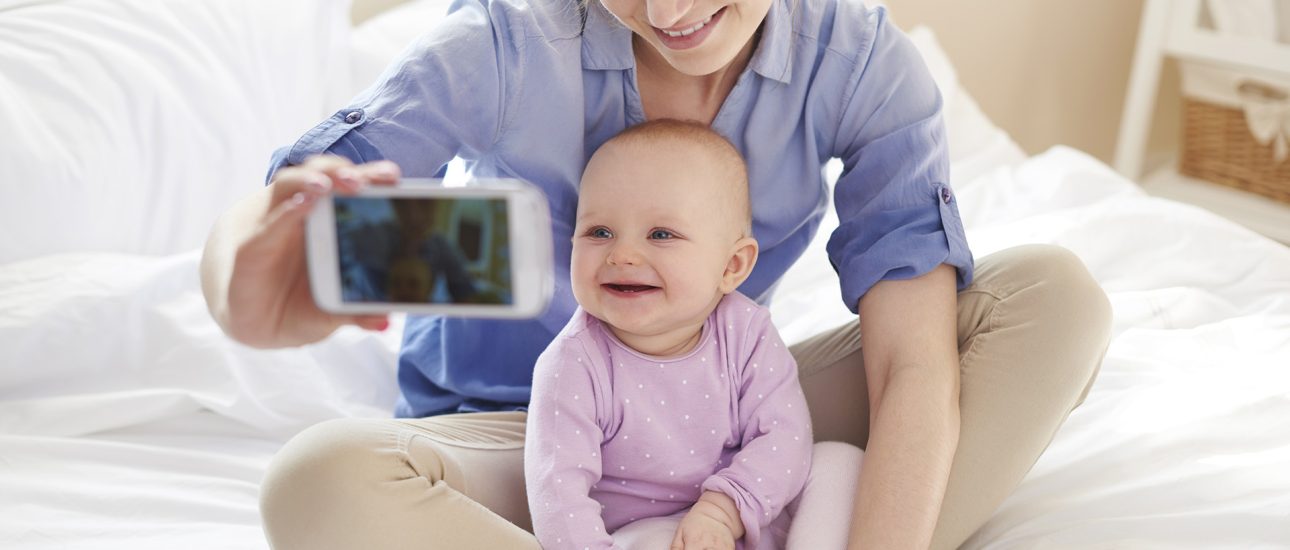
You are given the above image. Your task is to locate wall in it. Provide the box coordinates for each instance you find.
[353,0,408,22]
[884,0,1177,166]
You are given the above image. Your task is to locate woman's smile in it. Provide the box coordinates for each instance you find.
[652,7,725,50]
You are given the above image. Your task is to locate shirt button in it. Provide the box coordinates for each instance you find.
[940,186,953,204]
[343,110,363,124]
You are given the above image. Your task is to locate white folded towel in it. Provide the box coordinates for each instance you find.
[1206,0,1280,42]
[1183,62,1290,162]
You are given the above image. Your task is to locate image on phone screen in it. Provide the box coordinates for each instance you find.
[333,196,512,305]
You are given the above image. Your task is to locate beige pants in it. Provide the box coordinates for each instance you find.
[260,244,1112,549]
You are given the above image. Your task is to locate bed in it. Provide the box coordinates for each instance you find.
[2,0,1288,548]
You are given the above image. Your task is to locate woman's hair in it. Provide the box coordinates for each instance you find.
[575,0,590,31]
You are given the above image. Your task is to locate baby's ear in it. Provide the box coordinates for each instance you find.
[720,236,759,294]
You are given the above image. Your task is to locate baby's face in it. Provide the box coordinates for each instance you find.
[392,198,437,239]
[388,256,432,302]
[572,141,745,342]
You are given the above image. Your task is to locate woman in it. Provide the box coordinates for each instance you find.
[199,0,1112,546]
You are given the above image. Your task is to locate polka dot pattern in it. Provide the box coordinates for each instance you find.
[525,294,813,548]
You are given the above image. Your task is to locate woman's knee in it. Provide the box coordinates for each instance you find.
[990,244,1112,338]
[262,418,396,498]
[260,418,416,544]
[979,245,1113,398]
[1033,244,1108,310]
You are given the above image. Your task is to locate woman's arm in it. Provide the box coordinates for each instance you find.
[848,264,960,549]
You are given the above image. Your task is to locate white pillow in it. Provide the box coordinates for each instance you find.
[348,0,454,100]
[0,251,403,438]
[0,0,353,264]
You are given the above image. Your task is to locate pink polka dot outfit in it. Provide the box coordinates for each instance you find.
[525,292,813,549]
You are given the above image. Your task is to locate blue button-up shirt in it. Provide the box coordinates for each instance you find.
[270,0,973,417]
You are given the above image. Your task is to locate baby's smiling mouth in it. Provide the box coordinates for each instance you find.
[603,283,660,293]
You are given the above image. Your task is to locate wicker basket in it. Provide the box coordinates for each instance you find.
[1179,64,1290,204]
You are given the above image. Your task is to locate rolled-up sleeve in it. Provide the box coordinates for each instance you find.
[825,10,973,313]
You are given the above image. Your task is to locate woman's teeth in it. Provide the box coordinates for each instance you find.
[661,14,713,37]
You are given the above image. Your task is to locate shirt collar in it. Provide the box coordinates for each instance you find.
[747,0,794,84]
[581,0,795,84]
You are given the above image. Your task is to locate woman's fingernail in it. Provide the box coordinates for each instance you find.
[375,161,400,177]
[338,167,360,183]
[305,176,329,193]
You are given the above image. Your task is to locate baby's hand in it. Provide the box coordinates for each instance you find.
[670,499,737,550]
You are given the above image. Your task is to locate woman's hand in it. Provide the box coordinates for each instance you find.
[670,493,741,550]
[200,155,401,348]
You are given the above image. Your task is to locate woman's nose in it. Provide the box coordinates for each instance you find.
[646,0,696,29]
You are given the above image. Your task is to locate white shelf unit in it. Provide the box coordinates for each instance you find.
[1115,0,1290,245]
[1142,164,1290,244]
[1116,0,1290,180]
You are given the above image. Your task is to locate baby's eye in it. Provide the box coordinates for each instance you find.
[649,229,674,240]
[588,227,613,239]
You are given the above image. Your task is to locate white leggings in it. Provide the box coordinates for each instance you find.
[612,442,865,550]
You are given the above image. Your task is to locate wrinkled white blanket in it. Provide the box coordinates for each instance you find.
[2,146,1288,549]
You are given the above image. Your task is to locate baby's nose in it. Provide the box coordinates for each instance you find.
[606,242,642,265]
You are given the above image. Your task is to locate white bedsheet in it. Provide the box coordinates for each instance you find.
[3,146,1289,548]
[955,149,1290,548]
[0,255,404,549]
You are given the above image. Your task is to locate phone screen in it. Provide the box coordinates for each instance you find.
[332,196,512,305]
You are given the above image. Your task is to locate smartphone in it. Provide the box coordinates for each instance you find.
[305,178,553,318]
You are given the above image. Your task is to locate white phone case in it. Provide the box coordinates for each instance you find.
[305,178,554,318]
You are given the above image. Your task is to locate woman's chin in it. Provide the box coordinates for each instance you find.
[656,48,737,77]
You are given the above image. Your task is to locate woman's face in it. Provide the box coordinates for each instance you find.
[600,0,773,76]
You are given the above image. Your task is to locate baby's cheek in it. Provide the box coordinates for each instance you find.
[570,252,602,291]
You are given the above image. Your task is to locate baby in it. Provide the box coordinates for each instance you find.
[386,255,433,302]
[526,120,863,550]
